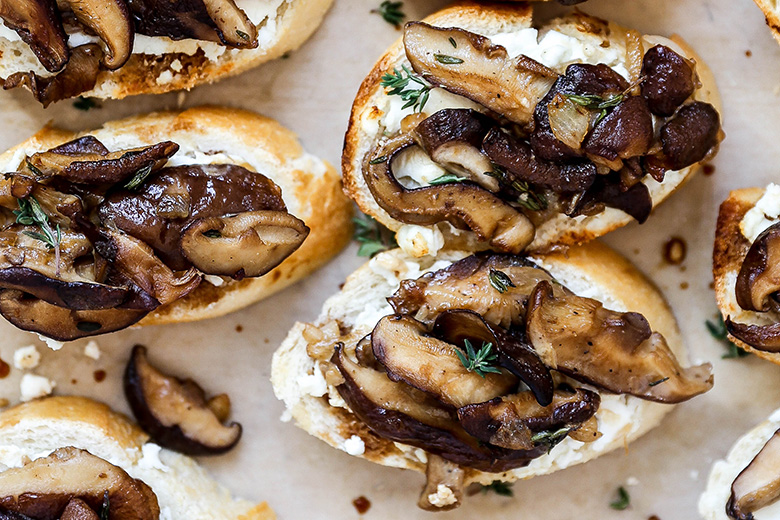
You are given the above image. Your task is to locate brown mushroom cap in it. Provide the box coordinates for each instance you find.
[0,0,69,72]
[58,0,135,69]
[526,280,713,403]
[660,101,721,170]
[725,318,780,353]
[180,210,309,278]
[728,428,780,520]
[404,22,557,127]
[735,222,780,312]
[124,345,242,456]
[582,95,654,165]
[0,447,160,520]
[640,45,696,117]
[59,498,101,520]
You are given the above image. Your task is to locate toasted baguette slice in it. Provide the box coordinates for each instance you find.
[342,2,722,257]
[0,396,274,520]
[712,187,780,364]
[752,0,780,48]
[0,106,352,328]
[272,241,691,494]
[0,0,333,101]
[699,408,780,520]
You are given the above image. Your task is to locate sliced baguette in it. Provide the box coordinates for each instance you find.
[342,2,722,255]
[0,105,352,327]
[0,395,274,520]
[271,241,689,488]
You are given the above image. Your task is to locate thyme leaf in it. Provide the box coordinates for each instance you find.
[455,339,501,378]
[706,314,749,359]
[488,268,515,294]
[428,173,465,185]
[380,66,432,112]
[648,376,670,387]
[530,427,571,454]
[448,37,457,48]
[14,196,62,275]
[481,480,514,497]
[123,163,155,190]
[487,165,548,211]
[353,213,397,258]
[73,96,99,111]
[434,53,464,65]
[609,486,630,510]
[371,1,405,28]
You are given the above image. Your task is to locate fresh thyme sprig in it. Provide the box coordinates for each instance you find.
[353,213,397,258]
[706,314,749,359]
[14,196,61,273]
[434,54,463,65]
[609,486,631,510]
[481,480,514,497]
[487,165,548,211]
[428,173,465,186]
[380,66,432,113]
[123,163,154,190]
[371,1,405,29]
[564,93,624,125]
[488,269,515,294]
[530,427,571,454]
[455,339,501,377]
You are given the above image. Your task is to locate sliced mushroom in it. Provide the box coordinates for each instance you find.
[660,101,721,170]
[640,45,696,117]
[569,171,653,224]
[0,289,148,340]
[0,266,130,309]
[417,455,464,512]
[735,222,780,312]
[0,447,160,520]
[124,345,242,455]
[180,210,308,279]
[49,135,110,156]
[404,22,557,126]
[58,0,134,69]
[526,281,713,403]
[725,318,780,353]
[3,43,103,108]
[0,0,69,72]
[412,109,498,191]
[201,0,257,48]
[0,174,34,209]
[60,498,101,520]
[27,140,179,185]
[457,388,600,451]
[365,135,535,253]
[432,309,554,406]
[371,315,517,408]
[582,96,654,166]
[728,428,780,520]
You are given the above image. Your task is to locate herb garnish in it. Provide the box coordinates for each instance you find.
[372,1,405,28]
[73,96,99,111]
[456,339,501,377]
[380,66,432,112]
[353,213,398,257]
[123,163,154,190]
[481,480,514,497]
[14,196,61,273]
[487,166,548,211]
[236,30,250,41]
[488,268,515,293]
[609,486,630,510]
[369,155,388,165]
[100,490,110,520]
[530,427,571,453]
[565,93,624,125]
[706,314,749,359]
[648,376,670,387]
[434,53,464,65]
[429,173,465,185]
[448,37,457,48]
[203,230,222,239]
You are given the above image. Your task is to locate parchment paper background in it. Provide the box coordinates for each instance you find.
[0,0,778,518]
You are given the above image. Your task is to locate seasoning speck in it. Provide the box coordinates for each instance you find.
[680,282,689,290]
[0,357,9,379]
[703,164,715,176]
[93,370,106,383]
[663,237,687,265]
[235,324,243,333]
[353,496,371,514]
[745,50,752,57]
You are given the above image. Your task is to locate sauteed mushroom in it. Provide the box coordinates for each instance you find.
[0,0,69,72]
[728,428,780,520]
[60,498,101,520]
[582,96,653,166]
[735,222,780,312]
[640,45,696,117]
[725,318,780,353]
[418,455,464,512]
[660,101,721,170]
[57,0,134,69]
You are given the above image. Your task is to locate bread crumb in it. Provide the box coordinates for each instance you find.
[343,435,365,456]
[13,346,40,370]
[156,70,174,85]
[280,409,292,423]
[20,374,55,402]
[37,335,64,351]
[170,59,183,72]
[83,340,101,361]
[428,484,457,508]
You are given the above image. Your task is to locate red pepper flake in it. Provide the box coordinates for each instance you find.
[0,357,9,379]
[93,370,106,383]
[353,496,371,514]
[663,237,687,265]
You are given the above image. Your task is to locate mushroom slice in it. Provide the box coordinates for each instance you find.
[125,345,242,455]
[404,22,557,126]
[201,0,257,48]
[735,222,780,312]
[0,0,69,72]
[417,455,464,512]
[27,141,179,185]
[180,211,309,279]
[365,135,535,254]
[725,318,780,353]
[641,45,696,117]
[333,343,545,472]
[0,174,34,209]
[0,289,148,340]
[60,498,101,520]
[3,43,103,108]
[388,253,555,329]
[412,109,498,191]
[0,447,160,520]
[582,96,654,165]
[728,428,780,520]
[96,229,200,306]
[371,315,517,408]
[432,309,554,407]
[569,170,654,224]
[659,101,721,170]
[58,0,134,69]
[526,281,713,403]
[457,388,600,451]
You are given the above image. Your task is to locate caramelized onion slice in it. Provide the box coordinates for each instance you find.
[526,280,713,403]
[59,0,134,69]
[180,211,309,278]
[728,428,780,520]
[735,222,780,312]
[365,135,534,254]
[0,0,69,72]
[404,22,557,126]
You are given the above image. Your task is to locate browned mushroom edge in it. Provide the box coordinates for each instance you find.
[362,22,722,250]
[0,135,307,339]
[0,0,258,104]
[0,446,160,520]
[307,252,712,509]
[124,345,242,455]
[727,428,780,520]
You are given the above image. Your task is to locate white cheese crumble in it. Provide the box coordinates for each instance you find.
[280,409,293,423]
[19,374,55,402]
[740,183,780,242]
[396,224,445,258]
[203,275,226,287]
[137,443,169,472]
[297,365,328,398]
[427,484,458,508]
[83,340,101,361]
[343,435,366,456]
[13,345,40,370]
[37,334,64,351]
[392,147,448,189]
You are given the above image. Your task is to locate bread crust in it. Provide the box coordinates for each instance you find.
[753,0,780,48]
[0,106,353,327]
[342,2,722,254]
[0,0,334,100]
[0,396,275,520]
[711,187,780,364]
[272,241,688,486]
